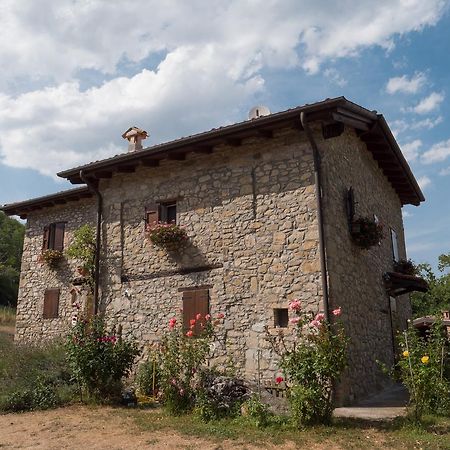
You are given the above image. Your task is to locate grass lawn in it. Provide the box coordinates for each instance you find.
[117,405,450,449]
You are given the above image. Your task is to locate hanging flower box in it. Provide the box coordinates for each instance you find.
[393,259,417,276]
[350,217,383,249]
[39,249,64,269]
[146,222,188,250]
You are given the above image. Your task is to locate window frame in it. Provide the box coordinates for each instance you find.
[43,222,66,251]
[273,308,289,328]
[390,228,399,262]
[43,288,60,319]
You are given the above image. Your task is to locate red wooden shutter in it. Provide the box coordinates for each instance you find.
[145,203,159,227]
[43,288,60,319]
[183,289,209,336]
[42,226,50,250]
[53,222,65,251]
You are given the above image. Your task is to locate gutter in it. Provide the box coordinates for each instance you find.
[300,112,330,321]
[79,170,102,315]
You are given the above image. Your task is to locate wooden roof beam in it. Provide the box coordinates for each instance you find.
[226,137,242,146]
[141,158,160,167]
[167,153,186,161]
[117,165,136,173]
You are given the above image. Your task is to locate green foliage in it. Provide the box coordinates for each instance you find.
[267,301,348,426]
[66,316,140,402]
[393,322,450,421]
[136,352,161,396]
[146,223,188,250]
[0,333,75,412]
[157,315,216,415]
[411,255,450,317]
[242,395,271,428]
[0,211,25,306]
[0,305,16,325]
[66,224,96,289]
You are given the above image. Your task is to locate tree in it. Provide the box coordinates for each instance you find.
[410,252,450,318]
[0,211,25,306]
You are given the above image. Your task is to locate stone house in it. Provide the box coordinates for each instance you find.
[2,97,427,404]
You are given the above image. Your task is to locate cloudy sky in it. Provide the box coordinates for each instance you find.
[1,0,449,267]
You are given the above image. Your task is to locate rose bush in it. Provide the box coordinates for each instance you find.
[66,316,140,402]
[267,300,348,426]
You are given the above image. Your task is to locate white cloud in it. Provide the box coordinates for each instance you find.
[439,166,450,176]
[0,47,264,177]
[411,91,445,114]
[421,139,450,164]
[324,68,347,87]
[0,0,447,176]
[401,139,422,162]
[0,0,446,84]
[391,116,443,136]
[417,175,431,190]
[402,210,413,218]
[386,72,426,94]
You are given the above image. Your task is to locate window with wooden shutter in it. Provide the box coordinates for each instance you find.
[273,308,289,328]
[145,203,159,228]
[43,222,66,250]
[42,226,50,250]
[182,289,209,336]
[43,288,60,319]
[53,222,65,251]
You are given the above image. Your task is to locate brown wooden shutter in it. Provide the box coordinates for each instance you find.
[145,203,159,227]
[43,288,60,319]
[42,226,50,250]
[182,289,209,336]
[53,222,65,251]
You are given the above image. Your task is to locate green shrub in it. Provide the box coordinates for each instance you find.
[0,336,74,412]
[0,305,15,325]
[66,316,140,402]
[242,395,271,428]
[267,301,348,427]
[392,321,450,421]
[137,352,161,396]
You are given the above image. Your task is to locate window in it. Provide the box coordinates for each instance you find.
[274,308,289,328]
[145,201,177,227]
[43,288,60,319]
[182,289,209,336]
[43,222,65,251]
[390,228,399,262]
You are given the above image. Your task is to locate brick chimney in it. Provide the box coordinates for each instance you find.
[122,127,148,152]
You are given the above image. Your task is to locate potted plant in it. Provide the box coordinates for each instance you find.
[146,222,188,251]
[39,249,64,269]
[350,217,383,249]
[393,259,417,276]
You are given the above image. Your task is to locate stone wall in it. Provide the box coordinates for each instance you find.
[319,126,411,403]
[99,127,323,381]
[15,200,96,341]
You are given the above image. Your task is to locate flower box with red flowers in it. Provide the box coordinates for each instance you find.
[39,249,64,269]
[145,222,188,250]
[350,217,383,249]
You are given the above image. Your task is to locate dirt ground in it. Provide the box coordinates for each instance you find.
[0,406,304,450]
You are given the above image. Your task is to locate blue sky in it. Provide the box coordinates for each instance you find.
[0,1,449,268]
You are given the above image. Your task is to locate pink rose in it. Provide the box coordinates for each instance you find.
[205,314,211,321]
[190,319,196,326]
[289,300,302,311]
[310,319,322,328]
[216,313,225,319]
[332,307,341,316]
[275,376,284,384]
[196,313,202,320]
[186,330,194,337]
[169,318,177,329]
[290,317,300,324]
[315,313,325,321]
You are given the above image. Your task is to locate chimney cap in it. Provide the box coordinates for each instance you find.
[122,126,148,140]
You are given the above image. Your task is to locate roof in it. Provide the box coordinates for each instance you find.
[1,97,425,218]
[1,186,93,218]
[57,97,424,206]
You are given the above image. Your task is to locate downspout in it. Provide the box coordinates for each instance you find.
[300,112,330,321]
[79,170,102,315]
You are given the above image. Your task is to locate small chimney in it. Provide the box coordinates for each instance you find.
[122,126,149,152]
